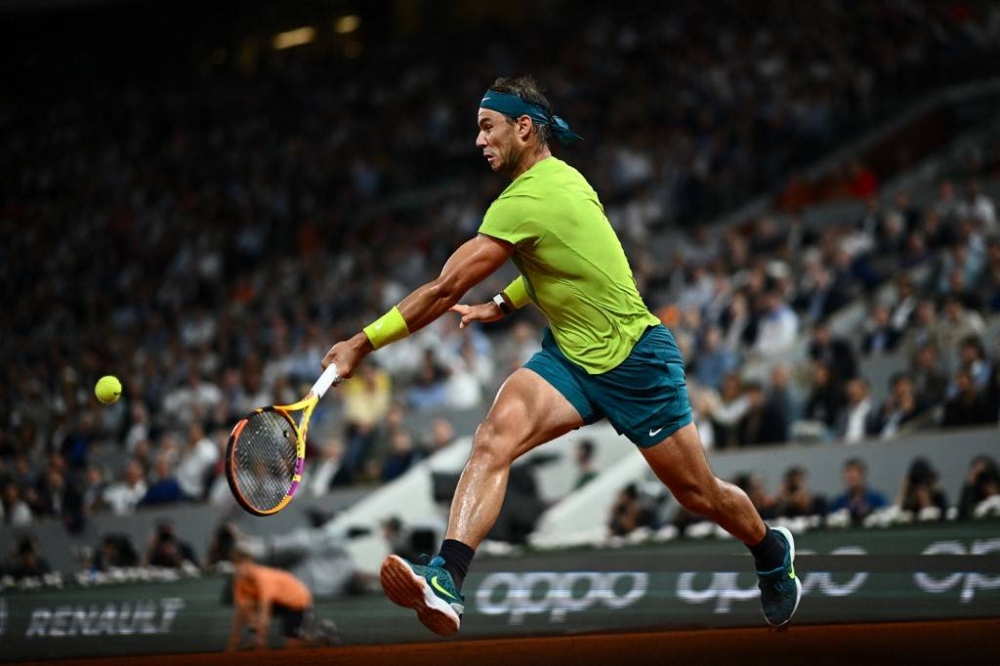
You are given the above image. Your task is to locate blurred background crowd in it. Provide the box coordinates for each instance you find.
[2,0,1000,579]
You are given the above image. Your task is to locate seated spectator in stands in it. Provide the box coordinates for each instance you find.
[774,466,826,518]
[956,335,992,389]
[765,365,802,437]
[801,362,847,438]
[807,319,858,386]
[861,303,901,356]
[960,181,997,231]
[608,484,657,537]
[903,299,943,358]
[308,438,348,497]
[841,377,874,444]
[144,520,197,569]
[692,324,739,390]
[910,343,950,409]
[957,455,1000,520]
[31,463,84,532]
[897,457,949,520]
[141,451,184,506]
[103,458,148,515]
[58,411,97,471]
[205,523,240,568]
[2,481,33,526]
[424,417,456,455]
[406,349,451,411]
[942,369,994,428]
[869,373,923,439]
[732,472,777,520]
[380,430,420,482]
[888,276,919,332]
[341,361,392,478]
[92,533,140,571]
[573,439,598,490]
[753,290,799,358]
[828,458,888,525]
[176,422,219,500]
[937,294,987,369]
[7,536,51,580]
[737,382,788,446]
[80,463,107,517]
[709,372,749,450]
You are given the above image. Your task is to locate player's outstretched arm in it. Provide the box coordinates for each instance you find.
[322,234,513,377]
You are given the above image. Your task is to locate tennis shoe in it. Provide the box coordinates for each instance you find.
[756,526,802,627]
[380,554,464,637]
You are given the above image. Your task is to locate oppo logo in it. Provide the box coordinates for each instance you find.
[914,539,1000,601]
[476,571,649,625]
[678,546,870,613]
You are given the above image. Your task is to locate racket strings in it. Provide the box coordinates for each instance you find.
[232,411,299,512]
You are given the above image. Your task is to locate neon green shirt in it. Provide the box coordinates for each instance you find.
[478,156,660,374]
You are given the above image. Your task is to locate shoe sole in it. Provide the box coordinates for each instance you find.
[380,554,461,637]
[767,526,803,627]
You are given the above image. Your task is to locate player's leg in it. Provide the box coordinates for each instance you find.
[380,366,586,636]
[640,423,801,626]
[445,366,585,547]
[639,423,764,542]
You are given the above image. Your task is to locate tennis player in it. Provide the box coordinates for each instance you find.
[227,546,337,650]
[321,75,801,636]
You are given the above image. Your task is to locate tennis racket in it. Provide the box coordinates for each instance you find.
[226,363,342,516]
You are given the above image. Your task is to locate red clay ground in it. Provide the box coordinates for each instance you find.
[15,618,1000,666]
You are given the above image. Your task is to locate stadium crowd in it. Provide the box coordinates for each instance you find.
[2,0,1000,541]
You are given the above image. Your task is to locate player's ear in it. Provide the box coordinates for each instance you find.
[517,115,533,141]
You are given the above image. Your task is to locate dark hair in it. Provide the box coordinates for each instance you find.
[489,75,553,146]
[844,457,867,474]
[578,439,595,461]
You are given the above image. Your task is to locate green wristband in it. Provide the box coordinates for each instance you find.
[503,276,532,309]
[363,306,410,350]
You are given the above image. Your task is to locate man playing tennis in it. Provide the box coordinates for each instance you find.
[321,75,800,636]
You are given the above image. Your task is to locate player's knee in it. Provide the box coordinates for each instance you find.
[470,417,519,466]
[675,481,720,517]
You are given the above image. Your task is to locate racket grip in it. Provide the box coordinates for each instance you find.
[311,363,342,398]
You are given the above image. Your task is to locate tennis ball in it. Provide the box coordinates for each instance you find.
[95,375,122,405]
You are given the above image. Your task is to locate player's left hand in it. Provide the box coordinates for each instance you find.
[450,302,505,328]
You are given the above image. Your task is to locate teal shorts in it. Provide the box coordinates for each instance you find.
[524,324,693,448]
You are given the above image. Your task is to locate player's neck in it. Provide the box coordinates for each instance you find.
[509,145,552,180]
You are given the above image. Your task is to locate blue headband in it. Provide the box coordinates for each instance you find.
[479,90,583,145]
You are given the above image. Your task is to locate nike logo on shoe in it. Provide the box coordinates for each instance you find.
[649,427,664,437]
[431,576,457,600]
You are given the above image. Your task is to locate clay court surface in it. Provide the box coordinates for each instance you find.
[16,618,1000,666]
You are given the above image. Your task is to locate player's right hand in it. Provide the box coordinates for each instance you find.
[450,302,505,329]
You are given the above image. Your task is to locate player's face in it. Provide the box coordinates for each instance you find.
[476,109,517,174]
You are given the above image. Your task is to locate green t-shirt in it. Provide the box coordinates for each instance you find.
[478,156,660,374]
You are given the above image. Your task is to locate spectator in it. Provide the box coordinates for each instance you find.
[608,484,656,537]
[800,362,847,438]
[141,451,184,506]
[573,439,598,490]
[828,458,888,525]
[731,472,777,520]
[176,422,219,501]
[103,459,148,516]
[144,520,197,569]
[937,295,987,369]
[737,382,788,446]
[861,303,901,356]
[692,324,739,390]
[308,439,348,497]
[753,291,799,358]
[773,466,826,518]
[957,455,1000,520]
[841,377,874,444]
[710,372,749,450]
[340,362,392,479]
[425,417,456,455]
[869,373,923,439]
[897,457,949,520]
[7,537,52,580]
[807,319,857,387]
[956,335,992,389]
[79,463,107,516]
[2,481,33,526]
[380,430,420,483]
[910,343,950,409]
[942,369,994,428]
[92,534,140,571]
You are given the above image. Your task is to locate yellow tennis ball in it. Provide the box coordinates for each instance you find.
[95,375,122,405]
